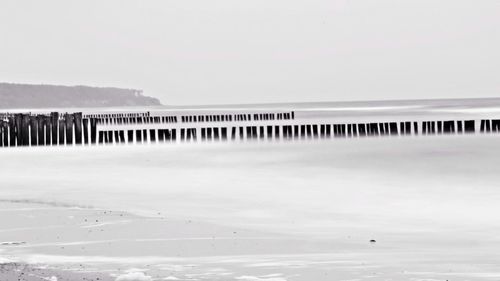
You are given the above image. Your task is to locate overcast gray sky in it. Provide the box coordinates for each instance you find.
[0,0,498,105]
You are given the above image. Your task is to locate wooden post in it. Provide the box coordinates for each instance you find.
[136,130,142,143]
[222,127,228,140]
[58,119,65,145]
[90,118,97,144]
[238,127,245,140]
[369,123,379,136]
[158,130,164,142]
[82,119,89,145]
[98,131,104,144]
[74,112,83,145]
[21,114,30,146]
[214,127,220,140]
[14,114,22,146]
[44,116,52,145]
[389,123,398,136]
[65,113,74,145]
[443,121,454,134]
[464,120,475,133]
[251,126,257,139]
[150,129,156,143]
[36,116,44,146]
[358,124,366,137]
[180,128,186,141]
[231,127,236,140]
[201,128,206,140]
[171,129,177,141]
[108,131,114,144]
[128,130,134,143]
[492,120,500,132]
[405,122,411,135]
[457,121,463,133]
[51,112,59,145]
[2,121,8,147]
[312,125,318,138]
[0,121,3,147]
[30,115,38,146]
[378,123,385,135]
[399,122,405,135]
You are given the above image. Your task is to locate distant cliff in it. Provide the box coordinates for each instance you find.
[0,83,162,109]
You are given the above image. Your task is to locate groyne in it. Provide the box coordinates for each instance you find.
[0,109,498,147]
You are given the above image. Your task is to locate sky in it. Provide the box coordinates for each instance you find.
[0,0,498,105]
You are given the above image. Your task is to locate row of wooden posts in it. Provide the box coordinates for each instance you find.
[0,112,85,147]
[1,112,500,147]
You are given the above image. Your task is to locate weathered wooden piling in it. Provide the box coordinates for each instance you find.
[150,129,156,142]
[464,120,475,133]
[98,131,104,144]
[251,126,257,139]
[389,122,398,135]
[35,116,44,146]
[0,121,3,147]
[74,112,83,145]
[358,124,366,137]
[480,119,491,133]
[180,128,186,140]
[90,118,97,144]
[51,112,59,145]
[136,130,142,143]
[214,127,220,140]
[223,127,229,141]
[58,119,65,145]
[457,121,463,133]
[82,119,89,145]
[492,120,500,132]
[65,113,74,145]
[127,130,134,143]
[443,121,454,134]
[1,121,7,147]
[119,130,125,143]
[107,131,113,144]
[44,116,52,145]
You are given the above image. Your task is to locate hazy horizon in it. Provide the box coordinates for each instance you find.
[1,0,499,105]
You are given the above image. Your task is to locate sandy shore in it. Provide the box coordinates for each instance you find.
[2,198,500,281]
[2,136,500,280]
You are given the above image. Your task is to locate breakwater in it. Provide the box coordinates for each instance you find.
[0,109,499,147]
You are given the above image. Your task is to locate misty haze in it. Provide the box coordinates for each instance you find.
[0,1,499,281]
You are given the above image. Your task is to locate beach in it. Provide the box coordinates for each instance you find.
[1,135,500,280]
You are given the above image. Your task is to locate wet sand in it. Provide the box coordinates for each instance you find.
[2,135,500,280]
